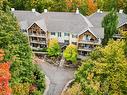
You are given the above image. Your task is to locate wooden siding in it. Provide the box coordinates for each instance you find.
[119,24,127,31]
[28,23,46,35]
[78,30,97,42]
[28,23,47,50]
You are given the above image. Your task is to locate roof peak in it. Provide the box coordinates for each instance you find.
[42,11,79,14]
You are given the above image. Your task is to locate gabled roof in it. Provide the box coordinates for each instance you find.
[35,19,47,32]
[87,12,108,27]
[41,12,92,34]
[19,21,28,30]
[89,27,104,38]
[12,10,47,31]
[79,27,104,39]
[12,10,104,38]
[87,12,127,28]
[117,13,127,27]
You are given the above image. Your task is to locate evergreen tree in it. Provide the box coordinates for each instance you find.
[0,1,45,94]
[102,9,118,45]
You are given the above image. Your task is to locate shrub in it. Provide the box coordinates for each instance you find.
[47,38,61,57]
[63,44,78,63]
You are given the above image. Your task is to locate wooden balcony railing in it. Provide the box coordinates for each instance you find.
[30,40,46,44]
[28,33,46,38]
[113,34,125,39]
[78,47,94,51]
[78,40,101,45]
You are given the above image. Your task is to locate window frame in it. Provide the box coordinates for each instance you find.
[51,32,56,36]
[64,33,70,36]
[72,34,78,38]
[58,32,62,37]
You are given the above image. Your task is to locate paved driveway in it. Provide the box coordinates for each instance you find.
[36,58,75,95]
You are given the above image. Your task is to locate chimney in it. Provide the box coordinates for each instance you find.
[11,8,15,11]
[119,9,123,13]
[97,9,100,13]
[44,9,48,13]
[100,11,103,13]
[76,8,79,14]
[97,9,102,13]
[32,8,36,12]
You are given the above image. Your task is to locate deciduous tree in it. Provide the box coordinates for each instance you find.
[0,4,45,94]
[62,83,84,95]
[63,44,77,63]
[75,40,127,94]
[86,0,97,15]
[47,38,61,57]
[0,49,11,95]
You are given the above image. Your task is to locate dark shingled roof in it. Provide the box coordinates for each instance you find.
[12,10,47,31]
[41,12,92,34]
[12,10,104,38]
[87,12,108,27]
[87,12,127,28]
[117,13,127,27]
[79,27,104,39]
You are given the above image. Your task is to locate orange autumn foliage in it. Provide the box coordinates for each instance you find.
[86,0,97,15]
[65,0,82,8]
[0,49,11,95]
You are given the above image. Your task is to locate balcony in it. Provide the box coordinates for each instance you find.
[30,45,46,50]
[30,40,46,44]
[78,46,93,52]
[78,40,101,45]
[29,33,46,38]
[113,34,125,39]
[31,46,40,50]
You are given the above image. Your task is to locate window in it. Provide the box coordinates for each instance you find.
[72,42,77,45]
[31,37,37,42]
[33,31,36,35]
[72,34,77,38]
[86,35,89,40]
[84,35,91,41]
[58,32,61,37]
[64,40,69,45]
[33,43,38,48]
[51,32,55,36]
[41,29,45,34]
[64,33,70,36]
[21,29,27,32]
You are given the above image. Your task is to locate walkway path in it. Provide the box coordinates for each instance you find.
[36,58,75,95]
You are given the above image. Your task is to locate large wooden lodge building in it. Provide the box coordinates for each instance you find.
[12,8,127,57]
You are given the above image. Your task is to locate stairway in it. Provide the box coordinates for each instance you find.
[59,56,65,67]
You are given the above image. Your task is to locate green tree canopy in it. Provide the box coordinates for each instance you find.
[75,40,127,95]
[96,0,127,13]
[8,0,97,15]
[63,44,78,63]
[0,3,45,94]
[47,38,61,57]
[102,9,118,45]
